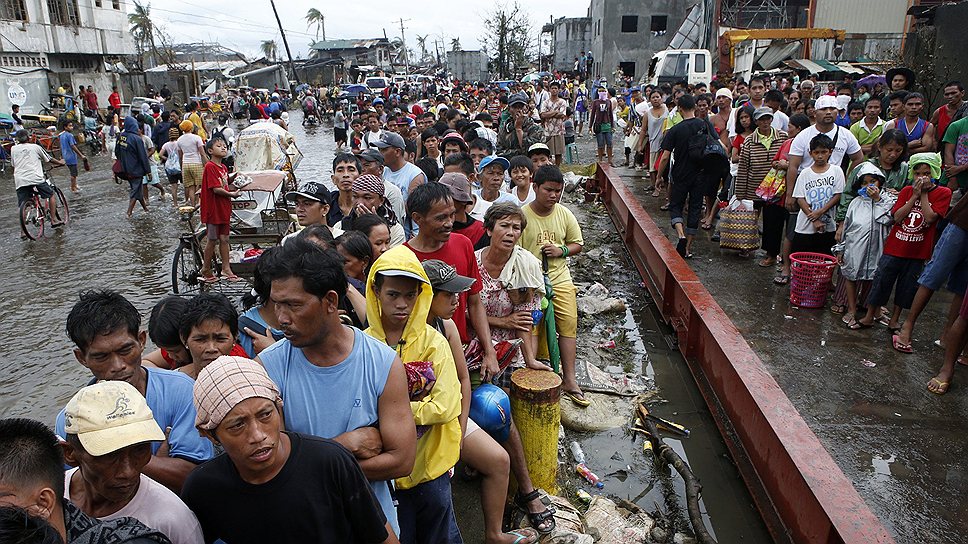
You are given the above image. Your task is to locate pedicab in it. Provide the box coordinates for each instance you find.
[170,121,303,295]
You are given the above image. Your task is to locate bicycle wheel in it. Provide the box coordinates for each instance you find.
[52,186,70,227]
[171,240,203,294]
[19,198,44,240]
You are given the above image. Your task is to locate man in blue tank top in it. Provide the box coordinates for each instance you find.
[256,238,417,536]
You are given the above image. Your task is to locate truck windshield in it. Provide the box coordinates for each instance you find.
[659,54,689,78]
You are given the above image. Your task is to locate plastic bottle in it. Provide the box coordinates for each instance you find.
[569,441,586,464]
[576,463,604,488]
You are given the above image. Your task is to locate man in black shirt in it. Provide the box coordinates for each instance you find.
[182,356,395,544]
[657,94,720,258]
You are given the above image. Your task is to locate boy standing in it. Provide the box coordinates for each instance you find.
[519,165,588,407]
[59,119,86,193]
[791,134,844,255]
[200,138,241,283]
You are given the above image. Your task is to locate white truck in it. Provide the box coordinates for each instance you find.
[646,49,712,87]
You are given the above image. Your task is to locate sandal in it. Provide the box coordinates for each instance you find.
[504,528,538,544]
[222,274,242,282]
[563,389,591,407]
[843,315,870,330]
[758,258,776,268]
[927,377,950,395]
[892,334,914,354]
[515,490,556,535]
[829,304,846,314]
[200,274,219,284]
[675,237,687,257]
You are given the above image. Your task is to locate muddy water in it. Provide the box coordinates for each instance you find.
[0,113,337,422]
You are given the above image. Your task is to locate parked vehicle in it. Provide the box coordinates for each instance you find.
[647,49,712,87]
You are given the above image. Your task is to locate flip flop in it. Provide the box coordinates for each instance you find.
[563,390,591,408]
[222,274,242,283]
[758,258,776,268]
[505,528,539,544]
[773,275,790,286]
[684,252,694,259]
[830,304,846,314]
[958,356,968,367]
[200,274,219,284]
[843,315,871,330]
[927,377,950,395]
[892,334,914,354]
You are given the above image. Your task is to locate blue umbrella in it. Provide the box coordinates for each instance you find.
[344,84,368,94]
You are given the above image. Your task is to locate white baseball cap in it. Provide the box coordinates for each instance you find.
[64,381,165,456]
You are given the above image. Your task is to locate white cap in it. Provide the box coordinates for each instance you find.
[64,381,165,456]
[815,95,839,110]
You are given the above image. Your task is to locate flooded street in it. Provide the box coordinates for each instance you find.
[0,113,337,423]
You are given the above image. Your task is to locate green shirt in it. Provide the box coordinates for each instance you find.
[849,117,884,151]
[941,116,968,189]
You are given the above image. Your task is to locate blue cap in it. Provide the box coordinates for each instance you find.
[373,97,385,105]
[470,384,511,442]
[477,155,511,173]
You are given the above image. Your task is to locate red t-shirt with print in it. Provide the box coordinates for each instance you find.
[405,233,483,343]
[201,161,231,225]
[883,185,952,260]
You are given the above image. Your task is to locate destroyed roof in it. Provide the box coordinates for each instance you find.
[145,60,250,73]
[310,38,390,51]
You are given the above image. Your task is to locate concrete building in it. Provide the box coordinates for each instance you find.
[447,50,488,82]
[551,16,592,73]
[588,0,691,81]
[0,0,134,114]
[309,38,393,72]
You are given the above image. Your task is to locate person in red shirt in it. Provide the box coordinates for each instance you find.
[200,138,242,283]
[930,81,964,142]
[857,154,952,345]
[438,172,485,247]
[108,85,121,111]
[84,85,98,116]
[404,182,501,380]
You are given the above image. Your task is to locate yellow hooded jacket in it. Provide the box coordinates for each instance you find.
[364,245,462,490]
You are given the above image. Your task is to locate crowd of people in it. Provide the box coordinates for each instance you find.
[7,61,968,543]
[1,72,602,544]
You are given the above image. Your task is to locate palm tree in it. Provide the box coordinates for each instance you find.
[305,8,325,41]
[128,1,158,68]
[416,34,428,63]
[261,40,278,62]
[450,37,462,52]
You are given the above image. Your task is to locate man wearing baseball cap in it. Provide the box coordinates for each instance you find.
[439,172,485,246]
[471,155,511,222]
[526,142,553,168]
[497,92,544,158]
[285,181,333,231]
[375,131,426,205]
[62,382,203,544]
[182,356,395,544]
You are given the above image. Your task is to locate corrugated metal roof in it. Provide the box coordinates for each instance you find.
[784,59,826,74]
[757,41,802,70]
[812,59,842,72]
[836,62,865,74]
[145,60,249,73]
[310,38,388,51]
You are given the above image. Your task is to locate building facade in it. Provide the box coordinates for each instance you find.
[588,0,692,81]
[310,38,392,72]
[0,0,134,114]
[447,50,488,82]
[551,16,592,73]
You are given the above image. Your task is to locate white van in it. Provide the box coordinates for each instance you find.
[365,76,391,91]
[647,49,712,87]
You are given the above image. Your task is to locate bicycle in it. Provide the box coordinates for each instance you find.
[19,165,69,240]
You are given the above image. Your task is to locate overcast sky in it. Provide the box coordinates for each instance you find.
[143,0,588,60]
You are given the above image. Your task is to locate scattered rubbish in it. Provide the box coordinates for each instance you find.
[861,359,876,368]
[643,440,654,454]
[784,315,793,319]
[576,463,605,488]
[598,340,617,349]
[569,441,586,465]
[638,281,646,288]
[894,413,902,417]
[583,496,655,544]
[637,405,690,438]
[511,493,591,543]
[576,489,593,504]
[821,340,827,346]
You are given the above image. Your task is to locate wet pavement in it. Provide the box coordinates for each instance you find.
[611,166,968,543]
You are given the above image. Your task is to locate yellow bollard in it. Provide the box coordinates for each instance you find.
[509,368,562,495]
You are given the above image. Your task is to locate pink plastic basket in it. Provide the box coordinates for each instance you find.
[789,252,838,308]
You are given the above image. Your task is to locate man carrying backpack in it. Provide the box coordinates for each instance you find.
[656,94,721,258]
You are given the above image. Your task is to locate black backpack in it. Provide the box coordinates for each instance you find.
[687,119,726,166]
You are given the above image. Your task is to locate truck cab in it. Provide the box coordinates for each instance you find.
[647,49,712,87]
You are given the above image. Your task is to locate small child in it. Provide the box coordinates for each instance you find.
[159,127,182,207]
[139,119,168,202]
[791,134,844,255]
[200,138,242,283]
[832,163,894,329]
[563,107,576,146]
[58,119,86,193]
[498,155,535,207]
[857,153,952,341]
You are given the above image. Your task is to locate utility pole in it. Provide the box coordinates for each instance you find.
[268,0,301,88]
[321,15,326,42]
[394,18,411,73]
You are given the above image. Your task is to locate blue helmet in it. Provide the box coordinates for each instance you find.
[470,384,512,442]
